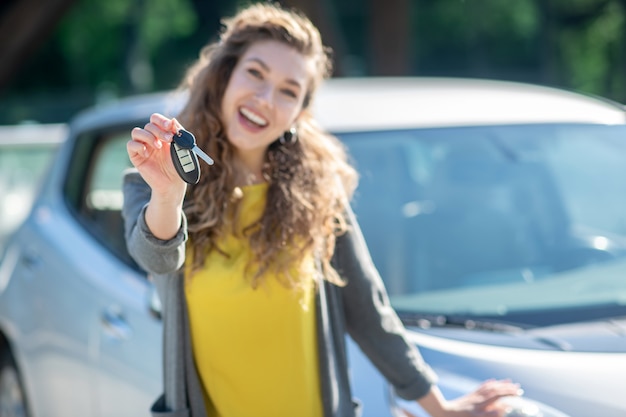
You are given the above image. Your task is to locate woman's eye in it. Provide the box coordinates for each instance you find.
[248,68,263,79]
[281,89,297,99]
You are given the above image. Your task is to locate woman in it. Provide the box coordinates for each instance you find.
[122,3,521,417]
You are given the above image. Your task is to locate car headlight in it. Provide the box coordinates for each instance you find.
[389,389,571,417]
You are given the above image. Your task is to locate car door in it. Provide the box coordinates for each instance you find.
[5,203,98,417]
[63,127,163,417]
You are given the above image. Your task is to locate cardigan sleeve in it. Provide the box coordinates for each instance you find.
[333,203,438,401]
[121,169,188,275]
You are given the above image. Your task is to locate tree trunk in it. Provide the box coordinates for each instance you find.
[0,0,77,93]
[368,0,412,75]
[280,0,349,76]
[535,0,559,86]
[619,0,626,101]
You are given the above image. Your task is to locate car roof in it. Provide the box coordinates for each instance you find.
[70,77,626,133]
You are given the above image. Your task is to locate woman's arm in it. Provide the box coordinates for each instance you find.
[333,204,437,399]
[334,204,521,416]
[144,183,186,240]
[122,113,191,274]
[122,170,188,275]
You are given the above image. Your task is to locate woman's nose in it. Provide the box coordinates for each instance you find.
[255,85,275,107]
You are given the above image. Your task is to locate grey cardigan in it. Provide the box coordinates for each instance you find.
[122,170,436,417]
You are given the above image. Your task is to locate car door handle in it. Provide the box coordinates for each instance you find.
[101,306,133,341]
[147,283,162,320]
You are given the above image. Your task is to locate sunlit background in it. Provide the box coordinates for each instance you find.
[2,0,626,124]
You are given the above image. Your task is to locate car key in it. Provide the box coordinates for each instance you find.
[170,129,214,184]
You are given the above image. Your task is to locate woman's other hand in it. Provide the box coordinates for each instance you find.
[417,379,523,417]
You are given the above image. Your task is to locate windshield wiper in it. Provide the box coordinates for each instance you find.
[397,311,526,333]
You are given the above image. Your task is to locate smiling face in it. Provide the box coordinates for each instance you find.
[221,40,312,167]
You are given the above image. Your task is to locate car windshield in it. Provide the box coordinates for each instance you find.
[340,123,626,327]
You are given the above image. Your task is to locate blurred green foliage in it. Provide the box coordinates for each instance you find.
[3,0,626,124]
[57,0,196,92]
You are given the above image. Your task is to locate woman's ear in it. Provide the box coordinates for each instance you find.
[294,108,310,125]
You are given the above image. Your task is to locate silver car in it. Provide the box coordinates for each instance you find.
[1,77,625,417]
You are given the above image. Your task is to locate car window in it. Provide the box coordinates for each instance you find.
[340,124,626,326]
[85,134,130,212]
[545,126,626,234]
[0,143,59,250]
[65,128,138,271]
[342,132,429,295]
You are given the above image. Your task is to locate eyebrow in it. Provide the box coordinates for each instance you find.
[246,57,303,89]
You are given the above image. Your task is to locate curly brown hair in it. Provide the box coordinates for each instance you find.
[176,3,358,289]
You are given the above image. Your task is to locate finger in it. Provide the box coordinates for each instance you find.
[477,393,520,411]
[150,113,176,134]
[478,387,519,403]
[131,126,155,143]
[478,379,521,396]
[171,117,185,133]
[130,127,162,153]
[143,123,173,146]
[473,385,522,409]
[127,138,150,159]
[490,381,522,396]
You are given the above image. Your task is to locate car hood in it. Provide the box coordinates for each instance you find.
[405,316,626,353]
[524,316,626,352]
[402,317,626,417]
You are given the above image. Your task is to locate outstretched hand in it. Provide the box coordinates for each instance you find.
[127,112,186,195]
[415,379,523,417]
[128,113,190,240]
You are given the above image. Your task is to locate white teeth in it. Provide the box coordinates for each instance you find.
[240,107,268,127]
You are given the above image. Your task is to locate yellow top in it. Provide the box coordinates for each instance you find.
[184,183,323,417]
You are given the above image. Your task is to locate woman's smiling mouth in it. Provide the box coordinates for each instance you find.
[239,107,268,127]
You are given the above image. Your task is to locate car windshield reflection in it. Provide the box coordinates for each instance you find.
[341,123,626,327]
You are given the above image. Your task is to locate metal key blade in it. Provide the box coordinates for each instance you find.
[174,129,214,166]
[192,145,214,166]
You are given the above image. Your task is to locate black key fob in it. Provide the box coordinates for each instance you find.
[170,141,200,184]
